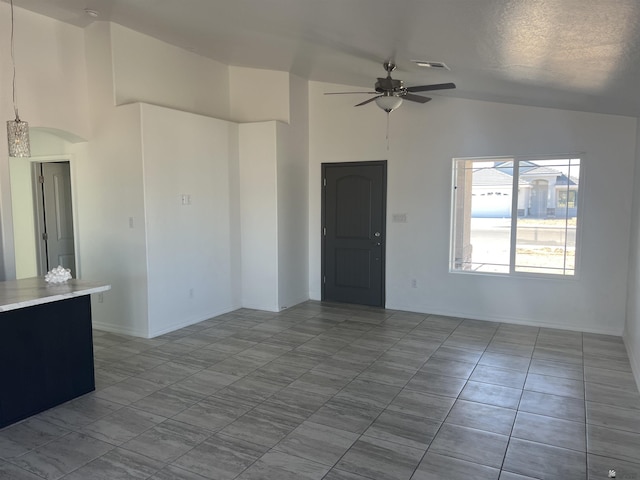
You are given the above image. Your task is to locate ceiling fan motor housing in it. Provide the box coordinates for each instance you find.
[375,77,404,93]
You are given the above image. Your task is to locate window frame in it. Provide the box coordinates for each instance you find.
[449,154,584,278]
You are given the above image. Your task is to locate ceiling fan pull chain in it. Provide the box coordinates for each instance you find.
[386,113,390,151]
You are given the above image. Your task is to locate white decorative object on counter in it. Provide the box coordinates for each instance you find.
[45,266,72,284]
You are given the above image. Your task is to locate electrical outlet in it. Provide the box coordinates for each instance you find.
[97,293,104,303]
[411,279,417,288]
[189,288,194,299]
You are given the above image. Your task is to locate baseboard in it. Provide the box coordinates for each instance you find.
[623,333,640,393]
[385,303,624,337]
[240,302,280,313]
[91,321,147,338]
[278,296,311,312]
[93,305,241,339]
[146,305,241,338]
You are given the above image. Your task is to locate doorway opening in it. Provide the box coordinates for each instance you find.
[33,161,76,276]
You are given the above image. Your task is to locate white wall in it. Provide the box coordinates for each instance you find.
[231,69,309,311]
[233,70,309,312]
[239,122,280,310]
[111,24,230,120]
[228,123,242,309]
[1,9,309,336]
[229,66,290,123]
[237,78,310,313]
[79,22,246,337]
[0,6,90,139]
[9,157,37,279]
[310,81,637,335]
[625,120,640,389]
[3,4,636,343]
[141,104,239,336]
[84,22,115,122]
[79,23,151,336]
[82,21,308,334]
[77,104,149,336]
[277,74,309,309]
[0,4,89,280]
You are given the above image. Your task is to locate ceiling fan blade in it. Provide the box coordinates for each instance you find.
[355,96,382,107]
[403,93,432,104]
[324,91,379,95]
[406,82,456,93]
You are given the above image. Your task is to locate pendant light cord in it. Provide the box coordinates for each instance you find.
[10,0,20,121]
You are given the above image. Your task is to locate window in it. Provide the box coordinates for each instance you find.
[558,190,577,209]
[451,156,581,276]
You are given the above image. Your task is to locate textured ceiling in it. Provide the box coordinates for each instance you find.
[9,0,640,116]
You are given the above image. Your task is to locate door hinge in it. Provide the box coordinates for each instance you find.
[38,175,44,184]
[42,232,48,241]
[323,226,326,236]
[323,275,326,284]
[323,178,327,187]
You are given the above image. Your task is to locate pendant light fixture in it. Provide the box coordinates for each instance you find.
[6,0,30,157]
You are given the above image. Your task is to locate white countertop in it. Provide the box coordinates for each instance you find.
[0,277,111,312]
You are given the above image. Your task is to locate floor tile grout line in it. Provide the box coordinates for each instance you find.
[268,310,431,477]
[43,314,287,479]
[205,308,395,480]
[310,310,441,480]
[8,429,144,480]
[62,441,170,480]
[582,329,589,478]
[498,323,539,477]
[405,316,506,478]
[114,321,304,480]
[155,310,452,478]
[152,308,394,480]
[0,417,75,465]
[6,303,640,479]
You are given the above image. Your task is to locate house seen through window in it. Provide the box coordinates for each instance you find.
[451,156,581,276]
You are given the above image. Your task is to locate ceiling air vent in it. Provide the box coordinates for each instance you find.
[412,60,450,70]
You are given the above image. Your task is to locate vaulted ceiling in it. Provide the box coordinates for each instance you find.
[10,0,640,116]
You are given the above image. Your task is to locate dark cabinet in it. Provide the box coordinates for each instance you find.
[0,296,95,428]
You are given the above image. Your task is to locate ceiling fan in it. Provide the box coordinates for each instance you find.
[325,61,456,113]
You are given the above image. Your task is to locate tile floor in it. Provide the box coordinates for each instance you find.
[1,301,640,480]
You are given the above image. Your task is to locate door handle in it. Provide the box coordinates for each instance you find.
[373,231,382,246]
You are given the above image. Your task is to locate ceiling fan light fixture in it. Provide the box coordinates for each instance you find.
[375,94,403,113]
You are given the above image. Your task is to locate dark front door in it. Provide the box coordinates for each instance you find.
[322,161,386,307]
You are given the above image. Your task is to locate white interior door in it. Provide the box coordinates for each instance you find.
[36,162,76,276]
